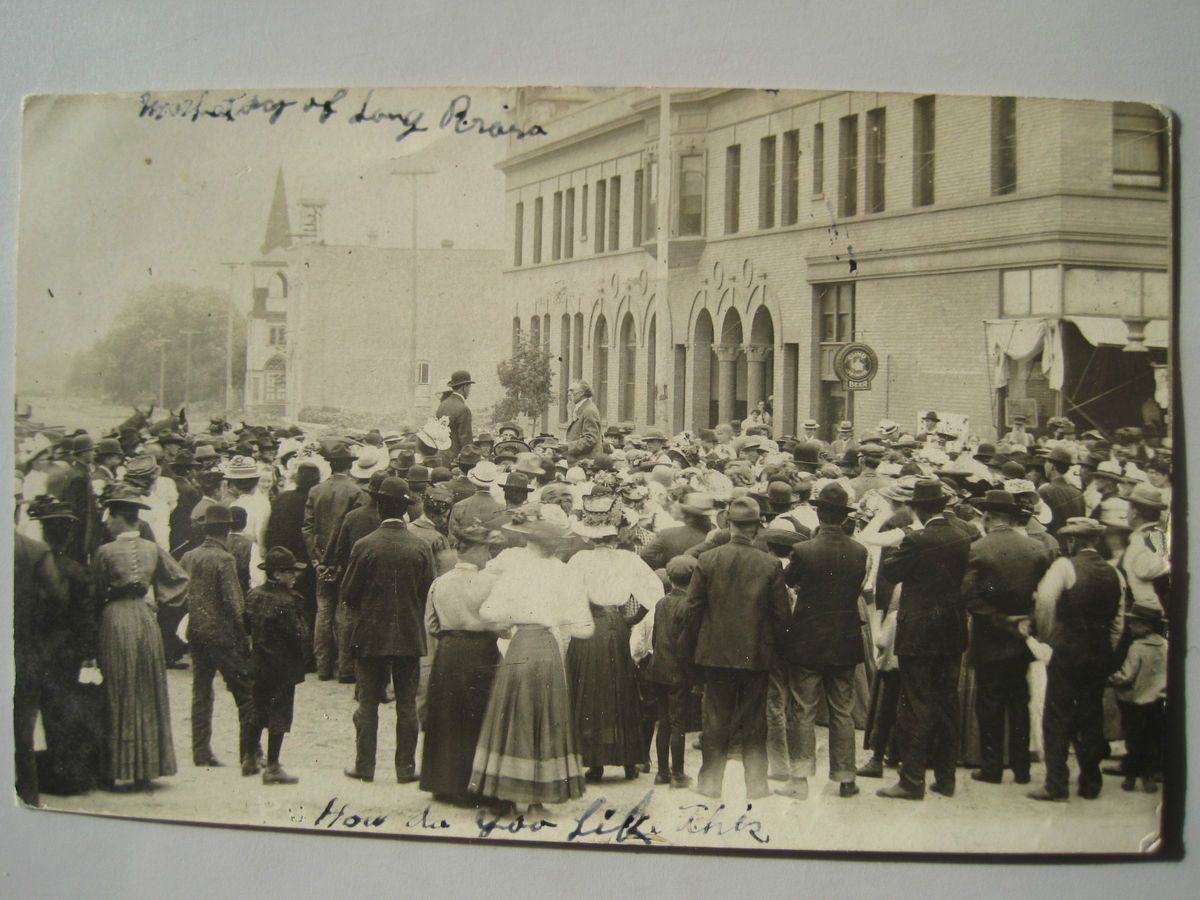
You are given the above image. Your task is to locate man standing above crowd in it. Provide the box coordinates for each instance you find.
[436,370,475,459]
[303,442,364,683]
[565,380,603,463]
[683,496,790,801]
[878,478,971,801]
[961,490,1051,786]
[340,478,435,785]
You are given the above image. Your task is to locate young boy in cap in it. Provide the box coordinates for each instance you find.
[1108,600,1167,793]
[645,555,699,788]
[246,547,311,785]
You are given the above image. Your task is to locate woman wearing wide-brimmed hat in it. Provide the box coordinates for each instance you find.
[565,489,664,782]
[469,505,593,817]
[91,484,189,788]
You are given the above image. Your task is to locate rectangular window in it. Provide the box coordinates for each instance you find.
[608,175,621,250]
[646,160,657,237]
[1113,101,1167,189]
[679,154,704,236]
[865,107,886,213]
[812,123,825,195]
[552,191,562,261]
[782,129,799,225]
[580,183,588,239]
[532,197,543,264]
[759,135,777,229]
[513,201,523,266]
[564,188,575,259]
[268,325,286,347]
[818,282,856,343]
[913,95,936,206]
[415,361,430,385]
[633,169,644,246]
[724,144,741,234]
[594,180,606,253]
[992,97,1017,195]
[838,114,858,218]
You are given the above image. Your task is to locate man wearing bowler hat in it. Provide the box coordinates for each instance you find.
[340,478,436,784]
[1038,445,1085,534]
[180,504,259,773]
[682,495,791,801]
[780,482,869,799]
[961,490,1052,786]
[60,432,99,565]
[436,370,476,458]
[878,478,972,801]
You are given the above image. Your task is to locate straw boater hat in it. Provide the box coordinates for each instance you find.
[350,445,390,480]
[467,460,499,489]
[221,455,261,480]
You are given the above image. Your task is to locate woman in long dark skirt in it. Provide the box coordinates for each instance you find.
[91,486,189,787]
[469,506,593,818]
[420,525,505,805]
[566,491,664,782]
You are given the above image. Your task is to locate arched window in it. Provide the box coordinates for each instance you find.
[530,316,541,352]
[560,314,571,422]
[512,317,521,355]
[593,314,609,418]
[645,315,656,425]
[263,354,286,404]
[573,313,584,380]
[619,312,637,421]
[268,272,288,299]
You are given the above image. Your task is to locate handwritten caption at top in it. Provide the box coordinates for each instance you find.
[136,90,548,143]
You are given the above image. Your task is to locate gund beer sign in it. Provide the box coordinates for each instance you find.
[833,342,879,391]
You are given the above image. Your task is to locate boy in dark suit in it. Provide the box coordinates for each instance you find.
[645,556,699,789]
[246,547,310,785]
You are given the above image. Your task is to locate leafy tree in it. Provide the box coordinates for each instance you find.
[494,336,554,428]
[67,284,247,408]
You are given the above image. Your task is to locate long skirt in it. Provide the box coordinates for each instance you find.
[97,599,177,782]
[565,604,644,768]
[420,631,500,799]
[469,626,585,804]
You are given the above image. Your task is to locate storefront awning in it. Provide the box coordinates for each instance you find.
[983,318,1065,391]
[1066,315,1168,350]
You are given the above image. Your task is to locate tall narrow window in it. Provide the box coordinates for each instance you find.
[838,114,858,218]
[608,175,621,250]
[560,314,571,421]
[572,312,584,380]
[913,95,936,206]
[782,129,799,225]
[552,191,563,261]
[564,188,575,258]
[633,169,644,246]
[532,196,543,263]
[812,123,825,195]
[1113,102,1166,189]
[724,144,741,234]
[513,201,523,266]
[512,317,521,355]
[991,97,1017,195]
[865,107,886,213]
[646,160,658,237]
[679,154,704,236]
[594,180,606,253]
[529,316,540,351]
[645,316,657,426]
[619,313,636,421]
[580,183,588,239]
[593,315,609,416]
[759,135,777,229]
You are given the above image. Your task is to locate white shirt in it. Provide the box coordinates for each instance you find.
[567,546,664,610]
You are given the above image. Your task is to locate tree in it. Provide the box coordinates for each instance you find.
[68,284,247,407]
[494,336,554,428]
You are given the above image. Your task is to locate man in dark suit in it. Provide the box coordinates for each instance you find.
[340,478,435,784]
[435,370,475,458]
[565,379,603,463]
[303,443,365,682]
[780,483,869,799]
[962,490,1052,785]
[639,493,715,570]
[683,496,791,801]
[878,477,971,800]
[1038,446,1085,534]
[59,433,99,565]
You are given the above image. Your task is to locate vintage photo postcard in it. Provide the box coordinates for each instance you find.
[11,85,1179,858]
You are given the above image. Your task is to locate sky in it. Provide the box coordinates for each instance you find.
[15,86,511,389]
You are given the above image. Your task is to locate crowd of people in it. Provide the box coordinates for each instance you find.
[12,372,1173,821]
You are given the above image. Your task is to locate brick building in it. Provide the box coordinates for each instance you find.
[501,88,1171,441]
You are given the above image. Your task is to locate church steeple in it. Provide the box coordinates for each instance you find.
[260,166,293,256]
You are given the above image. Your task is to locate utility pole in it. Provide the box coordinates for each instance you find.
[153,338,171,409]
[179,329,200,406]
[221,262,240,413]
[391,166,436,420]
[654,91,673,430]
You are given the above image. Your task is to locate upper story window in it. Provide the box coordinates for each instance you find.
[865,108,886,213]
[415,360,430,385]
[645,160,658,237]
[580,184,588,239]
[268,325,287,347]
[633,169,644,245]
[781,129,800,225]
[608,175,621,250]
[564,188,575,259]
[838,114,858,218]
[991,97,1017,195]
[679,154,705,236]
[818,282,855,344]
[532,196,544,264]
[913,95,936,206]
[812,123,825,196]
[594,180,607,253]
[513,201,524,266]
[724,144,741,234]
[552,191,563,261]
[1113,101,1167,190]
[759,135,777,229]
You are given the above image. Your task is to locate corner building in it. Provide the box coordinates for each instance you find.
[501,88,1170,440]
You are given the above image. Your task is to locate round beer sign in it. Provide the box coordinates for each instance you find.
[833,342,880,391]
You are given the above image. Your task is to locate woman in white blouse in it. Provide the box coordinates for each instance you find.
[469,505,593,818]
[566,491,664,782]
